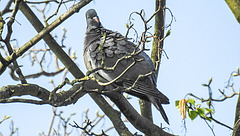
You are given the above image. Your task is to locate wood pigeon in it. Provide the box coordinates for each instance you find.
[83,9,170,124]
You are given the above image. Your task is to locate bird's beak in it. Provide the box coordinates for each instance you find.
[93,16,99,22]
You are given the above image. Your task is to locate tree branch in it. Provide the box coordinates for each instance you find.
[8,64,65,80]
[4,0,27,84]
[105,91,174,136]
[188,91,239,102]
[0,79,174,135]
[140,0,167,124]
[0,80,134,135]
[0,83,86,106]
[151,0,166,76]
[225,0,240,24]
[0,0,13,15]
[0,0,91,75]
[233,94,240,136]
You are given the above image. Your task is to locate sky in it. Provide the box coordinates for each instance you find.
[1,0,240,136]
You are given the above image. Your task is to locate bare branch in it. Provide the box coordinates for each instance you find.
[8,64,65,80]
[0,115,11,124]
[203,119,216,136]
[45,0,63,23]
[25,0,73,4]
[9,120,18,136]
[18,0,85,78]
[0,0,92,75]
[105,91,174,136]
[0,82,86,106]
[209,117,233,130]
[3,0,27,84]
[0,0,13,15]
[188,91,239,102]
[70,120,109,136]
[48,107,57,136]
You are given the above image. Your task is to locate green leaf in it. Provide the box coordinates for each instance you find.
[205,116,212,122]
[165,30,171,37]
[175,100,180,108]
[126,23,134,29]
[189,110,198,120]
[187,98,196,106]
[204,108,214,114]
[196,108,205,116]
[126,24,129,28]
[202,84,208,87]
[208,77,212,85]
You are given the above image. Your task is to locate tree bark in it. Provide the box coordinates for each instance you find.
[106,91,174,136]
[140,0,167,127]
[151,0,166,75]
[225,0,240,24]
[233,94,240,136]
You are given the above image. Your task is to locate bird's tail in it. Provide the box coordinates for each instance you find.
[148,96,169,124]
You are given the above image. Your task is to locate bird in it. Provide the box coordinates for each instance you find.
[83,9,170,124]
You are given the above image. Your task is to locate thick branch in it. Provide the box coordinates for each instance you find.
[0,80,173,135]
[139,99,153,122]
[0,83,86,106]
[0,80,133,135]
[90,93,133,136]
[233,94,240,136]
[140,0,166,124]
[106,91,174,136]
[225,0,240,24]
[0,84,50,100]
[151,0,166,76]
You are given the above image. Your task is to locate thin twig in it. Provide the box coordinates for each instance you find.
[203,119,216,136]
[210,117,233,130]
[47,107,57,136]
[4,0,27,84]
[45,0,64,23]
[0,0,13,15]
[188,92,239,102]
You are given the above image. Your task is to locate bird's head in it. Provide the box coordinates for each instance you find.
[86,9,102,30]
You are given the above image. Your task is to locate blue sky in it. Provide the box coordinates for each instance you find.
[1,0,240,135]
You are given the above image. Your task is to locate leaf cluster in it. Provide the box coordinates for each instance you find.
[175,98,214,121]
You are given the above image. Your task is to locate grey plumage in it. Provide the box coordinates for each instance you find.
[83,9,169,124]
